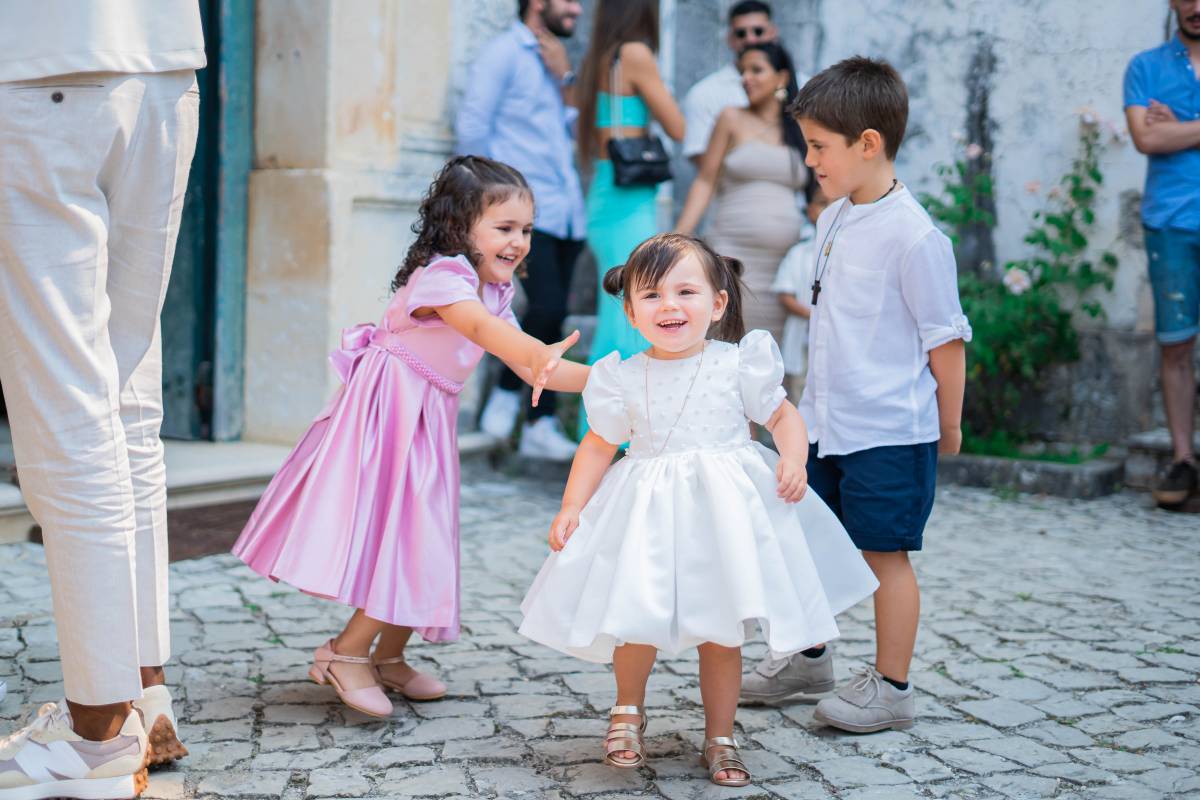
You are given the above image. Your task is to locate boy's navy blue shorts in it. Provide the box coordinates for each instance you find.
[807,442,938,552]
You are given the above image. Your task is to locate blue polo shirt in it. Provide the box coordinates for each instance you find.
[454,22,587,240]
[1123,36,1200,231]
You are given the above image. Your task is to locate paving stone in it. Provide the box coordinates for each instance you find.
[553,762,650,794]
[142,774,187,800]
[1111,727,1186,750]
[360,746,437,768]
[470,765,556,795]
[915,721,1005,747]
[380,765,470,796]
[402,716,495,744]
[251,748,350,770]
[1117,666,1194,684]
[1112,702,1199,722]
[968,736,1069,768]
[184,741,254,770]
[442,736,531,761]
[932,747,1021,776]
[810,756,913,788]
[489,693,578,719]
[305,768,372,798]
[760,780,831,800]
[196,771,290,797]
[1068,746,1164,773]
[980,773,1062,799]
[749,725,839,762]
[262,703,329,725]
[878,751,955,781]
[1031,761,1119,784]
[956,698,1045,728]
[654,779,768,799]
[1132,765,1200,794]
[258,724,321,751]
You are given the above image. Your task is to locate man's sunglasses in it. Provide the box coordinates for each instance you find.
[733,26,767,39]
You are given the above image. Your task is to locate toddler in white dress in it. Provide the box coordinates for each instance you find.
[519,233,877,786]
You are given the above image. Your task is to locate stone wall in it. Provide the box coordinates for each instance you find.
[244,0,509,442]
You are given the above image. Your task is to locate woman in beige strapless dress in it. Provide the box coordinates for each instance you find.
[675,42,809,347]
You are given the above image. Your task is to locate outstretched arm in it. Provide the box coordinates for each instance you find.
[765,400,809,503]
[549,431,619,550]
[425,300,578,405]
[503,358,591,394]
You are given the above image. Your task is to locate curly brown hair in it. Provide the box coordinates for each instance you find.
[601,233,746,343]
[391,155,533,293]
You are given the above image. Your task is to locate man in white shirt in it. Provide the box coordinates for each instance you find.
[0,3,203,797]
[682,1,779,164]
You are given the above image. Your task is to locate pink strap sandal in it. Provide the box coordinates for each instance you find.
[372,655,447,701]
[308,639,393,717]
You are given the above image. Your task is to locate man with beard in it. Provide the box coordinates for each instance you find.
[457,0,587,461]
[1124,0,1200,508]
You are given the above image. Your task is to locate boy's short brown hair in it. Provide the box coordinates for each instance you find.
[789,56,908,160]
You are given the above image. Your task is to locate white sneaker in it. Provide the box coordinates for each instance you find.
[0,701,148,800]
[517,417,578,462]
[479,387,521,439]
[132,686,187,767]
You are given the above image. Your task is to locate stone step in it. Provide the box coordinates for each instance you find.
[0,432,503,545]
[1125,428,1200,490]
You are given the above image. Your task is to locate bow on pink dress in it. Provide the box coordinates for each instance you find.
[233,255,517,639]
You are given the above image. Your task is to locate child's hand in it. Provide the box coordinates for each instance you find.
[939,425,962,455]
[776,456,808,503]
[549,506,580,551]
[530,329,581,407]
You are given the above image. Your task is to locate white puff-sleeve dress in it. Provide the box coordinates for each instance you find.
[519,331,879,663]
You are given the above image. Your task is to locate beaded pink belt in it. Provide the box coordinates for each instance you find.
[331,323,465,396]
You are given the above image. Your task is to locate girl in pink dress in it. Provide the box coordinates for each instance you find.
[233,157,589,717]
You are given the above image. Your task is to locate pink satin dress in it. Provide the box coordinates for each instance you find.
[232,255,517,640]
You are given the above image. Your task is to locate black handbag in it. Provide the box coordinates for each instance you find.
[605,51,672,187]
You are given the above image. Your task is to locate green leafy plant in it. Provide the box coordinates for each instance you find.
[921,118,1118,451]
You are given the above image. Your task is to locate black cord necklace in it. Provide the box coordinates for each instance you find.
[810,178,900,306]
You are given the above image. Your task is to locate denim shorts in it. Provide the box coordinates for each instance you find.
[1145,225,1200,345]
[807,442,938,552]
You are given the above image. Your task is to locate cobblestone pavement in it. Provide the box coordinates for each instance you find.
[2,466,1199,799]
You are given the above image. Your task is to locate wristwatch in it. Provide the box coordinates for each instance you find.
[560,70,576,89]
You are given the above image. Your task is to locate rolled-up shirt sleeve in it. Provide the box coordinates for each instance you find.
[454,40,512,157]
[899,229,972,351]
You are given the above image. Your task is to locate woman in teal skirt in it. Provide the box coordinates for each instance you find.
[575,0,685,435]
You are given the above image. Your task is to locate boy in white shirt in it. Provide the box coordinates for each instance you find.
[741,57,970,733]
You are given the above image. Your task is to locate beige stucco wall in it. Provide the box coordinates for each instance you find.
[245,0,496,443]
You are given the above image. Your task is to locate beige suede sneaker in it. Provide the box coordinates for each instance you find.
[0,701,148,799]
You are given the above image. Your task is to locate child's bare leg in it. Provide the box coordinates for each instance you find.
[863,550,920,683]
[373,625,419,684]
[698,643,746,782]
[329,609,387,689]
[611,644,656,761]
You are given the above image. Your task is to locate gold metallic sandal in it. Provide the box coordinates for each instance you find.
[603,705,648,768]
[701,736,752,787]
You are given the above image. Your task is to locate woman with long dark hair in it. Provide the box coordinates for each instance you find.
[675,41,809,348]
[576,0,685,419]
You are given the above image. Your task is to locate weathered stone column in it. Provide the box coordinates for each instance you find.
[245,1,458,442]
